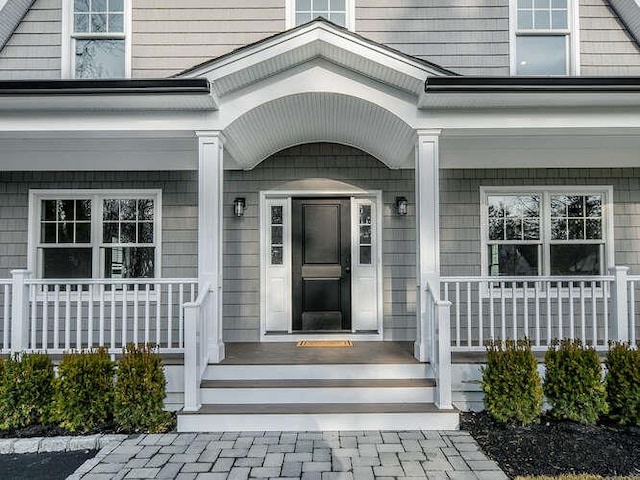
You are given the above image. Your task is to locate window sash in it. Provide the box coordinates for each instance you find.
[33,191,160,280]
[482,188,610,278]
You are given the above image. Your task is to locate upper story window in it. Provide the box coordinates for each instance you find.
[63,0,129,78]
[511,0,579,75]
[286,0,354,30]
[481,187,613,278]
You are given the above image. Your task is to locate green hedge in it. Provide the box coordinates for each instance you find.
[605,342,640,426]
[0,353,55,430]
[114,343,173,433]
[481,339,543,425]
[544,339,607,424]
[54,348,115,433]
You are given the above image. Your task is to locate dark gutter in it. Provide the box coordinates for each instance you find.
[0,78,211,96]
[425,76,640,94]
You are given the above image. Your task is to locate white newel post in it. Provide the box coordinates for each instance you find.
[10,269,31,353]
[415,130,442,362]
[197,131,226,363]
[183,302,200,411]
[609,266,630,342]
[435,299,452,409]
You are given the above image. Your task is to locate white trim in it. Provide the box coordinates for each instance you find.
[479,185,614,278]
[509,0,580,75]
[285,0,355,31]
[259,189,383,340]
[62,0,132,79]
[28,189,162,280]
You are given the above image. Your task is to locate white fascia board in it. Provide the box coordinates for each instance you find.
[0,110,219,133]
[420,92,640,110]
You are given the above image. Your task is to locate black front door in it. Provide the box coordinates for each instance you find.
[292,198,351,331]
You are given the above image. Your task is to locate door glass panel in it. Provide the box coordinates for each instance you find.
[303,204,339,264]
[358,204,373,265]
[270,205,284,265]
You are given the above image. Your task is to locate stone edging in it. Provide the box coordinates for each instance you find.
[0,434,128,454]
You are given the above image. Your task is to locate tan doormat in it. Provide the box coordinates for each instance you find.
[296,340,353,348]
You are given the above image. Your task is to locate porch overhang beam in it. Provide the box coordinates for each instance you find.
[420,76,640,109]
[0,78,218,111]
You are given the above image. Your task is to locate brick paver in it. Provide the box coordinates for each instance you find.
[70,431,508,479]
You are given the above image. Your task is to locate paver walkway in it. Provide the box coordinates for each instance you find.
[68,430,507,480]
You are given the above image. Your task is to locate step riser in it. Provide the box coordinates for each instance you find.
[200,387,435,404]
[177,412,459,432]
[204,364,434,381]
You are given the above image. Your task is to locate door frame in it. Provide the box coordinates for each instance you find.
[259,189,383,341]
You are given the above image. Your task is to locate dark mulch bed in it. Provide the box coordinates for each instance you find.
[462,411,640,479]
[0,423,120,439]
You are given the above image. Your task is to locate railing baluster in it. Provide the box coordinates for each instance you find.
[133,284,139,345]
[54,285,60,350]
[455,282,460,347]
[534,281,540,347]
[512,281,517,340]
[167,284,173,348]
[88,284,94,348]
[110,286,116,351]
[630,280,636,346]
[580,281,586,343]
[546,280,552,345]
[76,284,83,349]
[591,280,598,347]
[489,281,495,341]
[478,283,483,348]
[122,283,128,347]
[568,281,574,340]
[42,285,48,351]
[30,284,37,350]
[3,284,9,351]
[500,282,506,340]
[466,282,471,347]
[523,281,528,340]
[557,281,563,340]
[65,285,71,351]
[179,283,185,349]
[99,284,105,347]
[144,284,150,344]
[156,283,161,347]
[603,281,609,345]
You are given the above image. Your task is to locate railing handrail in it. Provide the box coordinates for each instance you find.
[442,275,615,282]
[25,277,197,286]
[184,282,212,307]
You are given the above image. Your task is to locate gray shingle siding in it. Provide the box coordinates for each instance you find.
[0,0,61,80]
[0,170,197,279]
[223,143,416,342]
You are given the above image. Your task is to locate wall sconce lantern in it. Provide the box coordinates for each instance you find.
[395,196,408,216]
[234,197,246,217]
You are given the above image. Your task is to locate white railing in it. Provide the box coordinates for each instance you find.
[426,281,452,409]
[441,271,628,352]
[183,282,212,412]
[14,272,197,354]
[626,274,640,346]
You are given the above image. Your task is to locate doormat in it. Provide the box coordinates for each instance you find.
[296,340,353,348]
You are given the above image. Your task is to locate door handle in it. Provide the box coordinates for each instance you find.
[344,266,351,273]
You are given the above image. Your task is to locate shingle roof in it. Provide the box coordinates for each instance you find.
[0,0,35,51]
[606,0,640,48]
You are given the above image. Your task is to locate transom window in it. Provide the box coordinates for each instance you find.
[287,0,354,30]
[511,0,577,75]
[32,191,160,280]
[67,0,128,78]
[482,187,612,277]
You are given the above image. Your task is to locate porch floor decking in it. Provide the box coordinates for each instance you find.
[221,341,418,365]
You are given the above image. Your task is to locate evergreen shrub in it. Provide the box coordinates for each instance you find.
[605,342,640,426]
[114,343,173,433]
[54,348,115,432]
[544,339,607,424]
[481,339,543,425]
[0,353,55,429]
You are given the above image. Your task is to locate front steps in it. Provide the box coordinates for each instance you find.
[177,363,459,432]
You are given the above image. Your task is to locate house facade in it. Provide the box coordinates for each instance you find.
[0,0,640,431]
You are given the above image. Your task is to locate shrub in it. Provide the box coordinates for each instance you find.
[605,342,640,426]
[54,348,115,432]
[481,339,543,425]
[0,353,55,430]
[114,343,173,433]
[544,339,607,424]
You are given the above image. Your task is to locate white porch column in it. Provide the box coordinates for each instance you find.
[197,131,225,363]
[414,130,441,362]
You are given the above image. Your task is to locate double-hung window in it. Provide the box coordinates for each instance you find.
[287,0,354,30]
[482,187,612,278]
[32,190,160,281]
[511,0,578,75]
[66,0,128,78]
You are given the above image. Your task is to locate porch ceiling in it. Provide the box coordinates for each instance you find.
[222,92,416,170]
